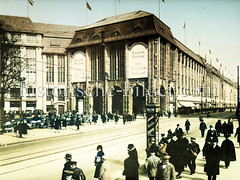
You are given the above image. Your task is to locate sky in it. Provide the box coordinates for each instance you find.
[0,0,240,81]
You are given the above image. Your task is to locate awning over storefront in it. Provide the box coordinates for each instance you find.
[178,101,197,108]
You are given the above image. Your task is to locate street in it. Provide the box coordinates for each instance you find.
[0,112,240,180]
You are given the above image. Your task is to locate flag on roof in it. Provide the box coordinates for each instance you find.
[86,2,92,11]
[28,0,34,6]
[216,58,219,62]
[209,49,212,54]
[162,0,166,2]
[183,22,186,29]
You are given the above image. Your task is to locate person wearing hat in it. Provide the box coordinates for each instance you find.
[156,152,176,180]
[174,132,189,179]
[61,153,73,180]
[204,138,221,180]
[220,133,236,168]
[145,149,161,180]
[146,138,158,158]
[166,134,178,172]
[199,119,207,138]
[175,124,183,139]
[123,144,139,180]
[127,144,138,162]
[71,161,86,180]
[159,133,168,145]
[206,125,218,143]
[187,137,200,175]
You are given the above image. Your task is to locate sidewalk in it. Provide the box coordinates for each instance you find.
[0,118,140,146]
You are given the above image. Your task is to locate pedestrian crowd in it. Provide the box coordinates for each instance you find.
[60,117,239,180]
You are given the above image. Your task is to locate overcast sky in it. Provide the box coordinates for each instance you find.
[0,0,239,81]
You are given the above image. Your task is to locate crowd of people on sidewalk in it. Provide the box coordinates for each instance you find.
[9,110,140,138]
[60,116,239,180]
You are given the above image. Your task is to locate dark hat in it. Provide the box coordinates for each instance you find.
[209,125,213,128]
[161,133,165,136]
[128,144,134,150]
[177,124,180,126]
[160,152,171,160]
[65,153,72,160]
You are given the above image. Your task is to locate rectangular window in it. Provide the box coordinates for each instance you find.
[27,88,36,97]
[10,101,21,107]
[160,43,166,79]
[26,101,36,107]
[46,55,54,82]
[58,56,65,82]
[170,48,175,80]
[46,88,54,101]
[91,46,104,80]
[110,43,125,80]
[26,47,36,83]
[10,88,20,98]
[58,89,65,101]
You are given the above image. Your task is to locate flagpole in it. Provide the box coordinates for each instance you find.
[115,0,116,16]
[198,41,201,55]
[27,0,29,18]
[159,0,160,19]
[86,0,87,25]
[184,20,186,46]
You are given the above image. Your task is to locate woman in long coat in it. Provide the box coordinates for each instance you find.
[220,134,236,168]
[185,119,191,134]
[94,145,105,179]
[204,141,221,180]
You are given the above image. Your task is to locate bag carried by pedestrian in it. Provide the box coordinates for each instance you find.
[72,167,86,180]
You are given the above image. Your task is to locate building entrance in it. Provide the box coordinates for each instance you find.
[133,85,146,115]
[112,86,123,115]
[93,88,103,114]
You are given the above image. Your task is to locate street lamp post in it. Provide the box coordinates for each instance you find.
[103,72,109,115]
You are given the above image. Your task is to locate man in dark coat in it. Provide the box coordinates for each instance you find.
[221,121,228,136]
[199,120,207,138]
[166,135,178,172]
[220,134,236,168]
[175,124,183,139]
[123,145,139,180]
[215,120,222,137]
[204,140,221,180]
[206,125,218,143]
[185,119,191,134]
[175,133,189,179]
[61,153,73,180]
[114,113,119,124]
[187,137,200,175]
[235,127,240,148]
